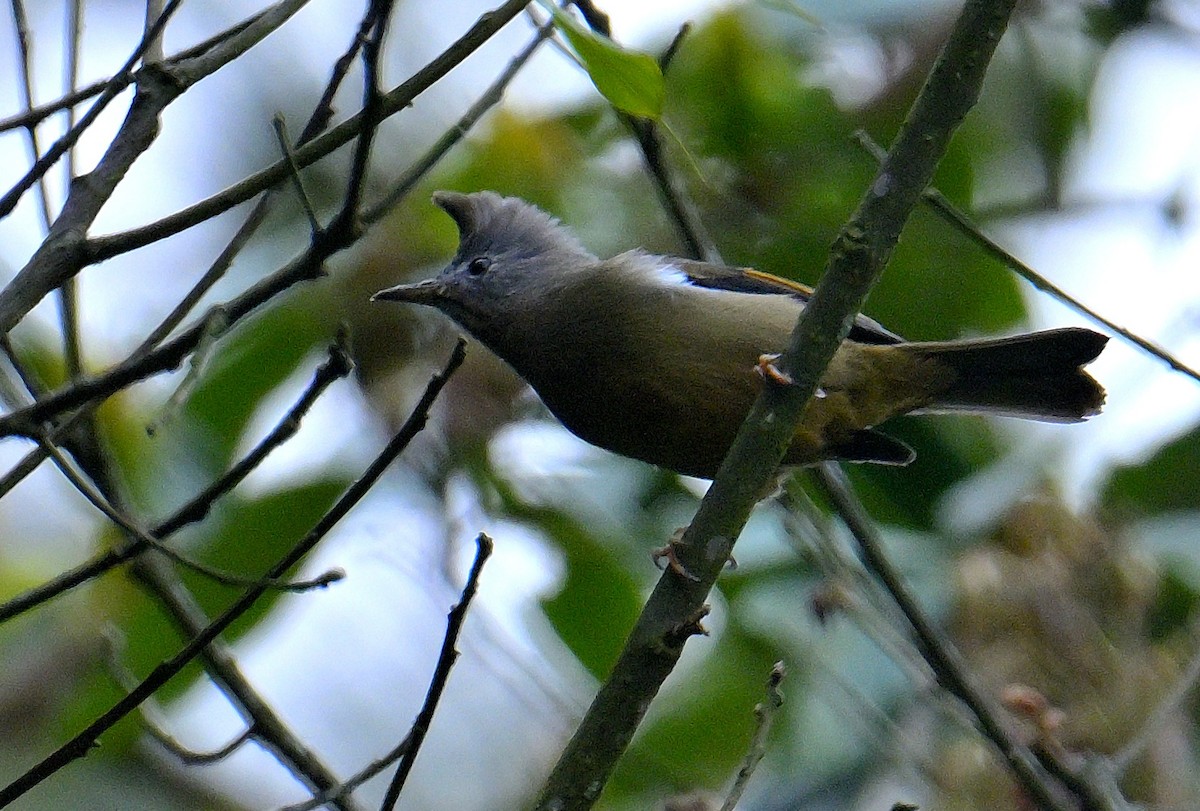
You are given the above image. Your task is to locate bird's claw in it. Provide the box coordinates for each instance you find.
[651,529,736,581]
[652,529,700,581]
[756,353,793,386]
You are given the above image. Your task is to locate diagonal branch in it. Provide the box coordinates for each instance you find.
[813,465,1078,810]
[0,0,313,337]
[379,532,493,811]
[0,339,466,808]
[85,0,532,263]
[0,340,352,624]
[853,130,1200,385]
[534,1,1027,808]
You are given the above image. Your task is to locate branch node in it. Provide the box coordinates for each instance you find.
[666,605,710,648]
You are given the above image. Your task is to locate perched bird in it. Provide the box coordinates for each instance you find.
[373,191,1107,479]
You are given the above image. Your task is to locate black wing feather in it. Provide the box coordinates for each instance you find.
[673,259,903,345]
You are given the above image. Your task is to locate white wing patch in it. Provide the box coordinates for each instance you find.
[650,263,692,288]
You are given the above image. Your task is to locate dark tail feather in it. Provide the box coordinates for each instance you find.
[910,327,1108,423]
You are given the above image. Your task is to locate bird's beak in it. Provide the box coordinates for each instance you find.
[371,278,444,304]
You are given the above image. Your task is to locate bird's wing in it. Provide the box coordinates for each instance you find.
[672,258,903,345]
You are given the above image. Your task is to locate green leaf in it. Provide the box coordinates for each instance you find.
[178,478,350,626]
[1102,426,1200,515]
[542,2,665,119]
[182,295,332,470]
[1148,564,1200,640]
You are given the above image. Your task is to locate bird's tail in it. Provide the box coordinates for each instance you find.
[907,327,1108,422]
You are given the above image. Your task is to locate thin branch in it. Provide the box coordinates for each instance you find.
[361,15,555,225]
[853,130,1200,385]
[103,626,257,764]
[0,249,317,438]
[380,532,494,811]
[85,0,531,263]
[324,0,394,242]
[719,662,785,811]
[10,0,56,231]
[273,115,321,233]
[0,339,354,625]
[534,2,1026,808]
[144,306,229,437]
[0,339,466,807]
[0,78,107,133]
[40,435,342,592]
[59,0,86,380]
[813,464,1078,811]
[0,0,186,219]
[0,0,312,339]
[280,737,412,811]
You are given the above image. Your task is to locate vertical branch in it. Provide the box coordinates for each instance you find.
[58,0,85,379]
[9,0,54,230]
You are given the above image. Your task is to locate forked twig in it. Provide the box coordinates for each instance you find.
[0,339,466,807]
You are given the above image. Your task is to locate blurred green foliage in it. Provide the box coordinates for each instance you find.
[3,2,1198,810]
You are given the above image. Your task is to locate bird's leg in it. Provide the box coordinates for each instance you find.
[652,527,700,581]
[652,527,737,580]
[756,352,794,386]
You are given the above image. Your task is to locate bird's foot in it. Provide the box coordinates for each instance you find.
[756,353,793,386]
[652,528,700,581]
[652,528,737,580]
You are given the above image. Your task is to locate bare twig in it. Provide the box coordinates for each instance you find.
[852,130,1200,385]
[40,437,341,592]
[362,16,555,225]
[273,115,321,233]
[380,532,494,811]
[0,339,466,807]
[144,306,229,437]
[0,340,353,624]
[10,0,58,231]
[0,78,107,133]
[103,625,256,764]
[280,737,412,811]
[85,0,532,263]
[325,0,395,242]
[813,464,1079,811]
[59,0,86,379]
[719,662,785,811]
[572,7,719,263]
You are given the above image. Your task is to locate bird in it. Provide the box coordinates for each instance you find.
[373,190,1107,479]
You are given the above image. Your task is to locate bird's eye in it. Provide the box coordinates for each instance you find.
[467,257,492,276]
